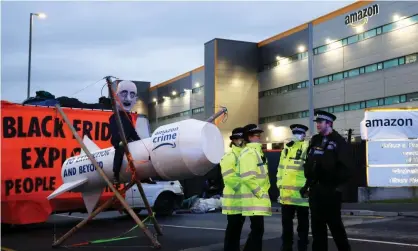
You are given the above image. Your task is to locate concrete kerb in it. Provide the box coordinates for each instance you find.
[271,206,418,218]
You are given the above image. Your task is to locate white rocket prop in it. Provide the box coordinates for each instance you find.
[47,119,225,214]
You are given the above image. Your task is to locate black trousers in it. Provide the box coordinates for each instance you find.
[309,184,351,251]
[224,215,264,251]
[224,214,245,251]
[281,204,309,251]
[113,146,124,179]
[243,216,264,251]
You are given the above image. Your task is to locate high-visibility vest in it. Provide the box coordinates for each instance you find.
[277,140,309,207]
[238,143,272,216]
[220,145,242,215]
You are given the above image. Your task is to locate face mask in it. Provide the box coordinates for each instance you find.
[115,81,137,112]
[293,134,305,141]
[233,139,244,147]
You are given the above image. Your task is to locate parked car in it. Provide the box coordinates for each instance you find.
[126,180,184,216]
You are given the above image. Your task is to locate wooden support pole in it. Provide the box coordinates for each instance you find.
[106,77,162,236]
[55,104,161,248]
[134,180,163,236]
[52,181,135,247]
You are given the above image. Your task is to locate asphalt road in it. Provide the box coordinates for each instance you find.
[2,211,418,251]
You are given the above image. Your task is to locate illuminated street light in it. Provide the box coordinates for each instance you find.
[172,90,177,95]
[194,82,200,87]
[298,45,306,52]
[152,98,157,102]
[27,12,47,99]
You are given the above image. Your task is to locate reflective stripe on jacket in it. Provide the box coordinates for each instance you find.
[238,143,272,216]
[220,145,242,215]
[277,140,309,207]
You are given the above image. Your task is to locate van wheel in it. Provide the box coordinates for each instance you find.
[154,193,175,216]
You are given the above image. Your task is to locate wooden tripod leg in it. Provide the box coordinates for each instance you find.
[134,180,163,236]
[52,182,135,247]
[55,105,161,249]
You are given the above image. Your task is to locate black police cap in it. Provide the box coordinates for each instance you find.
[243,124,264,135]
[313,110,337,122]
[290,124,309,134]
[229,127,245,140]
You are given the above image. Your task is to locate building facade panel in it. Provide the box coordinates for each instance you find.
[190,69,205,110]
[384,62,418,96]
[258,59,309,92]
[313,47,344,77]
[343,71,385,103]
[313,81,345,108]
[381,24,418,60]
[259,89,309,117]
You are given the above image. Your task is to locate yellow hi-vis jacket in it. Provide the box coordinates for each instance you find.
[238,143,272,216]
[277,140,309,207]
[220,145,243,215]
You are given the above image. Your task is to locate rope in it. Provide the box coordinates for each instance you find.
[66,212,156,247]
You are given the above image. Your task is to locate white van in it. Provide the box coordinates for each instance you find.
[125,180,184,216]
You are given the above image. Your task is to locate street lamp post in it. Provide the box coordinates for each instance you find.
[307,22,315,135]
[27,12,46,100]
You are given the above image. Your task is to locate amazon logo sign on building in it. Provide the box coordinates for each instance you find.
[345,4,379,27]
[152,126,178,151]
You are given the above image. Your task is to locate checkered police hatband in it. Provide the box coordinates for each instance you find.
[232,132,243,137]
[249,127,262,132]
[292,127,306,133]
[316,114,333,121]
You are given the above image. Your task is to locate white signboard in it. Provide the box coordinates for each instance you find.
[360,109,418,140]
[367,140,418,187]
[368,140,418,165]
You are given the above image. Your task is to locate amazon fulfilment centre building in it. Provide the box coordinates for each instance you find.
[140,1,418,150]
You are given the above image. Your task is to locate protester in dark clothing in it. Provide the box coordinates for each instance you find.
[109,110,140,183]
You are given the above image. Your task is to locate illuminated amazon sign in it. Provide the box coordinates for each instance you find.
[152,126,178,151]
[345,4,379,27]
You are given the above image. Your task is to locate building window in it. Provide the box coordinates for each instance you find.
[384,96,400,105]
[407,92,418,102]
[347,35,359,44]
[364,29,377,39]
[365,64,378,73]
[366,99,379,107]
[383,58,399,69]
[348,68,360,77]
[406,54,417,64]
[192,85,204,93]
[333,105,344,113]
[261,50,308,72]
[313,53,417,87]
[259,92,417,124]
[348,102,361,111]
[192,107,204,114]
[333,72,344,81]
[313,14,418,55]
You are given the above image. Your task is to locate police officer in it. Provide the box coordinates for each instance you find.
[277,124,310,251]
[221,127,246,251]
[300,110,353,251]
[239,124,272,251]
